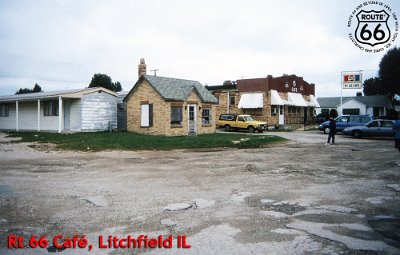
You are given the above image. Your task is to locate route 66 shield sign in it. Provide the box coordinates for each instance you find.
[355,10,391,47]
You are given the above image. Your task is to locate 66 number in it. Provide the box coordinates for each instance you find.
[29,235,48,248]
[360,24,386,41]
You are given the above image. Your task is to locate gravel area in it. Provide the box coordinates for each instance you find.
[0,131,399,254]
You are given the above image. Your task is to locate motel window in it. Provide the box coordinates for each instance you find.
[140,104,153,127]
[202,108,212,125]
[229,96,235,106]
[0,104,9,117]
[288,106,296,114]
[171,106,182,125]
[44,101,59,116]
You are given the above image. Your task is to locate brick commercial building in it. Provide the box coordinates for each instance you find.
[207,75,319,128]
[124,59,218,136]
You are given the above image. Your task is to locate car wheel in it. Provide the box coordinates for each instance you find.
[248,126,255,133]
[352,130,362,139]
[324,127,330,134]
[224,125,231,132]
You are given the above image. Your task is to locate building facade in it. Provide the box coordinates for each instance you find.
[207,75,319,128]
[124,59,218,136]
[0,87,117,132]
[317,95,394,117]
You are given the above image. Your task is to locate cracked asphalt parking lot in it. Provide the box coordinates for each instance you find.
[0,131,399,254]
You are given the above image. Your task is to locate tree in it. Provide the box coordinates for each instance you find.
[15,83,43,95]
[113,81,122,92]
[363,77,383,96]
[329,109,338,119]
[32,83,42,93]
[378,47,400,99]
[89,73,123,92]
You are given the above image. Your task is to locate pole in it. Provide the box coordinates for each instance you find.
[340,71,343,116]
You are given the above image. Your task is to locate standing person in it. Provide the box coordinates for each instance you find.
[394,112,400,153]
[325,116,336,145]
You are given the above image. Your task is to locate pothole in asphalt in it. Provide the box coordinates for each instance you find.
[368,218,400,244]
[248,198,306,215]
[294,213,360,224]
[327,226,380,240]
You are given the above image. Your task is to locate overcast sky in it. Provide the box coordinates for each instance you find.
[0,0,399,97]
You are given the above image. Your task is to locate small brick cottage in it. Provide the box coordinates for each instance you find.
[207,75,319,128]
[124,59,218,136]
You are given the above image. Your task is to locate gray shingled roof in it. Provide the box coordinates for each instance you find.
[317,95,392,108]
[143,75,218,103]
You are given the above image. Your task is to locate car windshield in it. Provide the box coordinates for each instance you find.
[243,116,255,121]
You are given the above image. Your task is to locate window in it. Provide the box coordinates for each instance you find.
[321,109,329,115]
[229,96,235,106]
[349,116,361,122]
[381,121,394,128]
[368,121,379,128]
[271,106,277,115]
[361,116,371,123]
[0,104,9,117]
[140,104,153,127]
[343,108,360,115]
[373,107,384,117]
[288,106,296,114]
[202,108,212,125]
[44,101,59,116]
[336,116,348,122]
[243,109,262,115]
[219,114,235,120]
[171,106,182,125]
[118,102,126,110]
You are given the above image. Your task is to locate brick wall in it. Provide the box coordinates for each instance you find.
[126,80,216,136]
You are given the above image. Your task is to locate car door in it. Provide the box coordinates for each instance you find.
[364,120,380,136]
[379,120,395,137]
[349,115,362,127]
[335,116,349,131]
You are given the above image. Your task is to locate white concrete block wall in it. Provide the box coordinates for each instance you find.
[0,103,16,130]
[81,92,117,131]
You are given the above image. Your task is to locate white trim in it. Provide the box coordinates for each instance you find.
[58,96,62,133]
[140,104,150,127]
[37,99,41,131]
[15,101,19,131]
[187,104,197,134]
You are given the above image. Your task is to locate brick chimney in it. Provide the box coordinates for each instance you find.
[138,58,147,77]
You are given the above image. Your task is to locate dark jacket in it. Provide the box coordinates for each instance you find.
[328,119,336,133]
[393,120,400,139]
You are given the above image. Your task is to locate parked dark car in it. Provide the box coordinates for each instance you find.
[342,119,395,138]
[319,115,374,134]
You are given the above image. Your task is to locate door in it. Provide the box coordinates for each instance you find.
[278,106,284,125]
[188,104,196,134]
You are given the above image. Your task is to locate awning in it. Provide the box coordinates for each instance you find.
[270,90,284,105]
[308,95,320,107]
[287,92,308,107]
[238,93,263,108]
